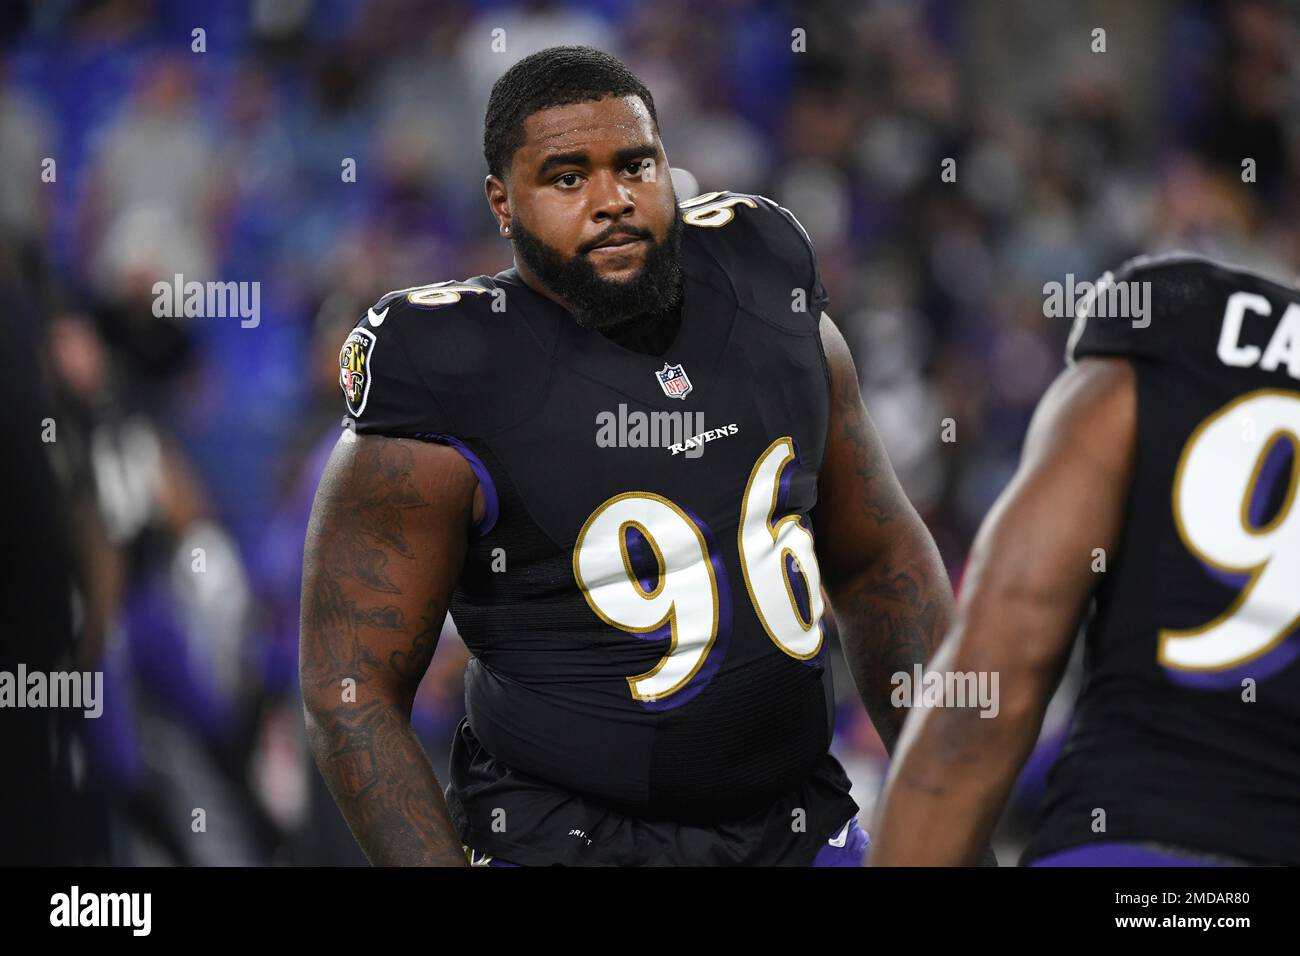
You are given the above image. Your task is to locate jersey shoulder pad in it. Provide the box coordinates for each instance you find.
[679,190,828,329]
[1068,251,1300,366]
[1066,252,1219,365]
[374,275,504,313]
[339,276,531,439]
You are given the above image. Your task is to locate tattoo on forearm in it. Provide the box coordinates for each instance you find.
[837,556,950,752]
[307,696,465,865]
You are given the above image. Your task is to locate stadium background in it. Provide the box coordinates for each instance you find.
[1,0,1295,864]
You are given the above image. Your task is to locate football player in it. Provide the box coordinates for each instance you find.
[870,254,1300,866]
[300,46,955,865]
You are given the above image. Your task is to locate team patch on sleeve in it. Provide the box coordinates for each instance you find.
[339,327,377,417]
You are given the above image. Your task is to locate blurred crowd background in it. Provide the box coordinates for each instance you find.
[2,0,1296,864]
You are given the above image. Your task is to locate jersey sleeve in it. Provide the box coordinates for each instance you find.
[338,297,450,438]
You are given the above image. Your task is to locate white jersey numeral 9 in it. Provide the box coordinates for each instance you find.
[1160,389,1300,671]
[573,492,720,702]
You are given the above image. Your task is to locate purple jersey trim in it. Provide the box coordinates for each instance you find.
[1028,841,1227,867]
[811,816,870,867]
[416,433,499,537]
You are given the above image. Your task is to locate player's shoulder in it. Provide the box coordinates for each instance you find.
[340,274,538,438]
[680,190,828,327]
[357,275,505,335]
[1068,252,1299,365]
[1106,251,1300,311]
[680,190,817,262]
[1111,250,1295,287]
[341,275,501,402]
[347,274,522,364]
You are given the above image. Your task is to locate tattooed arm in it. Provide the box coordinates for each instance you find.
[868,358,1135,865]
[300,433,482,866]
[813,314,955,755]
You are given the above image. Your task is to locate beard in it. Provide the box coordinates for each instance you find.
[510,206,684,332]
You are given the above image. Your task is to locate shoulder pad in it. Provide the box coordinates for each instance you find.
[341,274,547,439]
[1066,252,1298,367]
[679,190,828,328]
[373,276,505,313]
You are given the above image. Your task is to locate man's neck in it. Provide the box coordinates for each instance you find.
[511,260,683,356]
[512,258,574,313]
[597,307,682,357]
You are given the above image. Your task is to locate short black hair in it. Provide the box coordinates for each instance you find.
[483,46,659,179]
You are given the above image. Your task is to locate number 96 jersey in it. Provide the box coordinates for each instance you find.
[1027,254,1300,866]
[341,192,858,865]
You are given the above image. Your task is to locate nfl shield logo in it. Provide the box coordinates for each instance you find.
[655,363,692,400]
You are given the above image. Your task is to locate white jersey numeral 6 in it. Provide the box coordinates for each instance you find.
[739,438,825,659]
[573,492,720,702]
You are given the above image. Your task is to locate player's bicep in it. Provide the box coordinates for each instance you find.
[299,432,478,714]
[952,357,1136,676]
[813,313,924,587]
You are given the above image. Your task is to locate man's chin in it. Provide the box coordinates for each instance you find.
[511,217,683,330]
[568,265,659,329]
[587,264,647,290]
[587,263,647,286]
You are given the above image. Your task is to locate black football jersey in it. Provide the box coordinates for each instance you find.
[1025,254,1300,865]
[339,191,859,864]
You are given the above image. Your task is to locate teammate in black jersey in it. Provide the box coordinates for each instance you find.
[300,46,956,866]
[870,254,1300,866]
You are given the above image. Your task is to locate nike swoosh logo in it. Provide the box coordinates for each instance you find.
[368,306,389,326]
[828,820,851,848]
